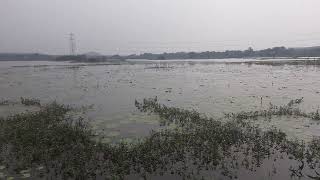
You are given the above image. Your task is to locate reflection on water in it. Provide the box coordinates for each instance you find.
[1,60,320,141]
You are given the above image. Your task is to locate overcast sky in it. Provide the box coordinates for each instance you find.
[1,0,320,55]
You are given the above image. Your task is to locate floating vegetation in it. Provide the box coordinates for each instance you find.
[53,65,83,70]
[118,120,132,125]
[235,59,320,66]
[1,98,320,179]
[108,131,121,137]
[224,97,320,121]
[287,97,304,107]
[20,97,41,106]
[135,98,320,179]
[0,102,92,179]
[105,123,120,129]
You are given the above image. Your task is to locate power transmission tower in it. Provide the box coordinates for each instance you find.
[69,33,76,55]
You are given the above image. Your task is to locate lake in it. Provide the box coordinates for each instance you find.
[1,59,320,141]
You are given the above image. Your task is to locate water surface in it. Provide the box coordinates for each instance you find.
[1,60,320,141]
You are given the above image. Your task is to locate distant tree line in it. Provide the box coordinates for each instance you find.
[1,46,320,61]
[0,53,54,61]
[124,46,320,60]
[54,55,122,62]
[55,55,87,61]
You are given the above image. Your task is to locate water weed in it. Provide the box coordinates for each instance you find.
[1,98,320,179]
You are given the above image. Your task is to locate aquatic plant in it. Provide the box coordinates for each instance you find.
[223,98,320,122]
[287,97,304,107]
[0,99,10,106]
[0,102,101,179]
[1,98,320,179]
[20,97,41,106]
[241,59,320,66]
[135,98,320,179]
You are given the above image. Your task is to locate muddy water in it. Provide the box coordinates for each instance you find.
[1,60,320,141]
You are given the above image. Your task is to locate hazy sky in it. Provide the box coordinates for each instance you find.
[1,0,320,55]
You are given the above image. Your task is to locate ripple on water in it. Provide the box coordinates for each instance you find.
[2,61,320,140]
